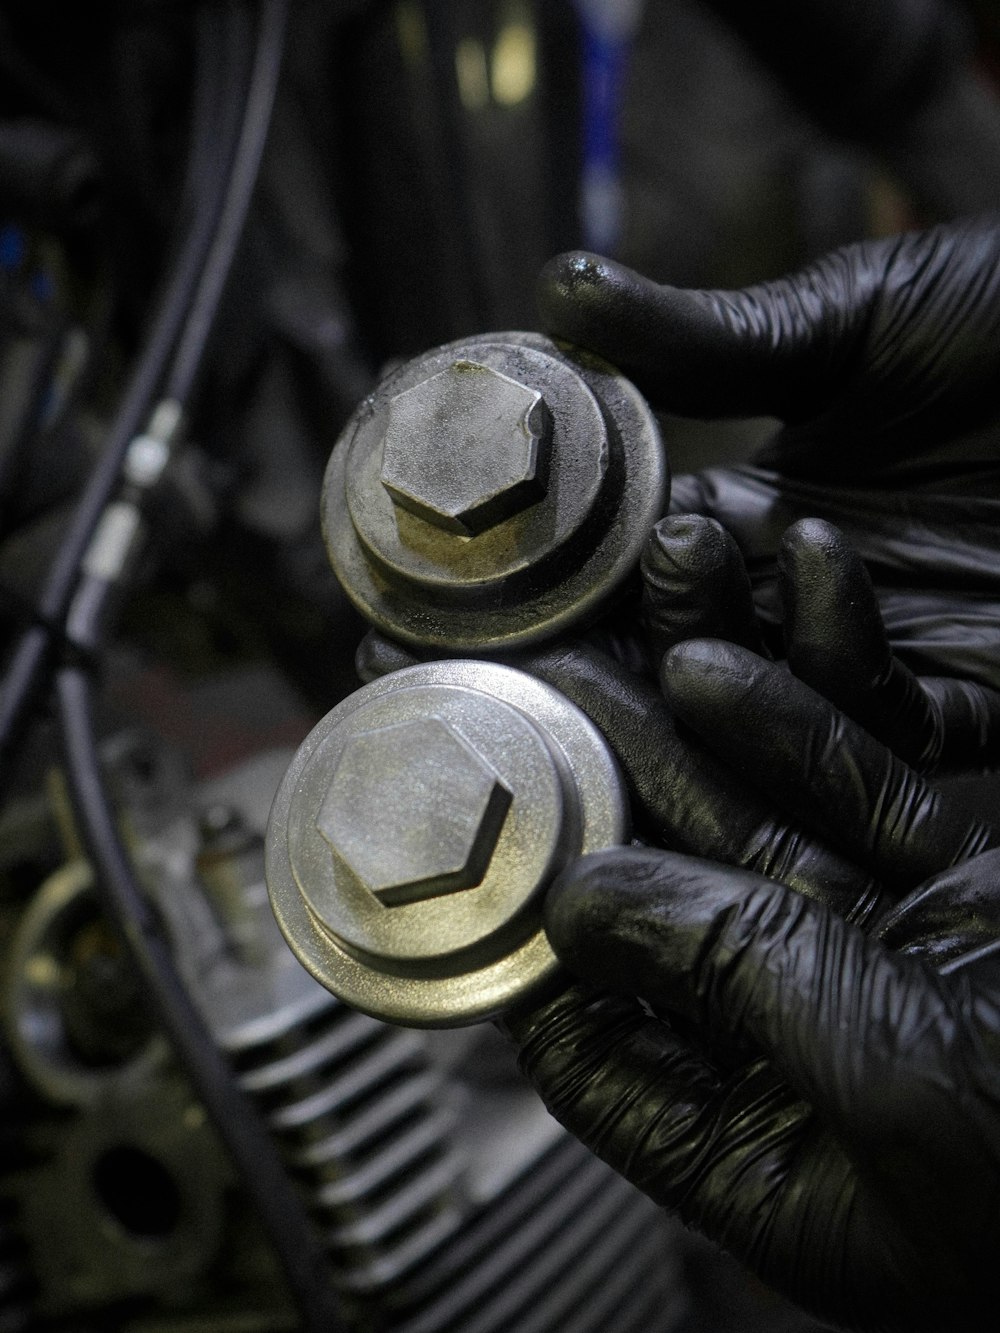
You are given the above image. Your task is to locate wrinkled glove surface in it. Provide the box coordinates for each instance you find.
[504,638,1000,1333]
[499,436,1000,1330]
[537,216,1000,691]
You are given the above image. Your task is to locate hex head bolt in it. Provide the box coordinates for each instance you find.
[323,332,668,652]
[315,716,512,907]
[380,361,551,536]
[265,661,628,1027]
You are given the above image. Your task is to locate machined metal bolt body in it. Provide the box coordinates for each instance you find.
[315,716,512,907]
[323,332,668,652]
[266,661,628,1026]
[380,360,550,536]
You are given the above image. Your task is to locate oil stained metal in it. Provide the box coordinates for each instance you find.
[265,661,628,1027]
[322,332,668,651]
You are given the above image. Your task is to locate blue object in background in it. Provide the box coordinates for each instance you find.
[30,269,53,304]
[576,0,644,254]
[0,224,27,272]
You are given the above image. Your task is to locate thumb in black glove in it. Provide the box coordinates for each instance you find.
[508,844,1000,1333]
[538,215,1000,481]
[539,217,1000,694]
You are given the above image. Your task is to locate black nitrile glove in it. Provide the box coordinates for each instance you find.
[356,621,890,923]
[538,216,1000,474]
[356,505,1000,921]
[538,216,1000,693]
[641,513,1000,773]
[504,638,1000,1333]
[508,849,1000,1333]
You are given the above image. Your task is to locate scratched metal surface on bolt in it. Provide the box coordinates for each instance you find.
[321,332,668,651]
[265,661,628,1026]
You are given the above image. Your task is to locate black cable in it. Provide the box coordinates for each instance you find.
[182,4,243,224]
[0,2,250,767]
[54,2,347,1325]
[55,666,346,1333]
[164,0,287,403]
[42,3,249,619]
[7,3,346,1323]
[62,0,289,655]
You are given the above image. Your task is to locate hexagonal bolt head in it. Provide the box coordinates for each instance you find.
[315,717,512,907]
[380,360,551,536]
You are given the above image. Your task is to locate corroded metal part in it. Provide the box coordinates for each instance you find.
[380,360,551,536]
[322,332,668,651]
[265,660,628,1026]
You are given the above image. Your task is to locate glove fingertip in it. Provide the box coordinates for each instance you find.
[644,513,733,577]
[779,518,889,670]
[778,517,876,604]
[536,249,655,347]
[642,515,764,657]
[779,516,851,566]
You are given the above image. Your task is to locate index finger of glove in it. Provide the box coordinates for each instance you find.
[779,518,943,771]
[781,521,1000,772]
[661,639,998,890]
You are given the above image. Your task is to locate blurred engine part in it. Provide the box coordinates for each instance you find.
[324,332,667,651]
[329,2,582,360]
[1,734,684,1332]
[265,659,628,1026]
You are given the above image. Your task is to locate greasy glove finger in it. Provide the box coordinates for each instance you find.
[541,222,1000,476]
[661,639,998,891]
[536,248,869,421]
[780,518,942,770]
[640,514,766,663]
[521,640,883,920]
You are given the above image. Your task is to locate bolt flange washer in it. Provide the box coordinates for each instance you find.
[322,332,668,651]
[265,660,628,1026]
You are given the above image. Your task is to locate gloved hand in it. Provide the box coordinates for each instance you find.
[503,637,1000,1333]
[524,510,1000,936]
[641,512,1000,773]
[537,215,1000,694]
[357,511,995,932]
[538,215,1000,475]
